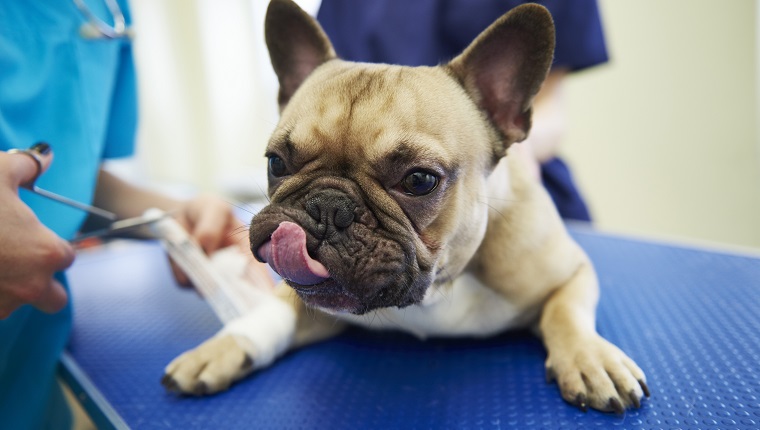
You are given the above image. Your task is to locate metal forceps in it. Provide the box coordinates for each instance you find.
[8,144,168,243]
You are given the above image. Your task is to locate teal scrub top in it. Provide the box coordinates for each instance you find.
[0,0,136,428]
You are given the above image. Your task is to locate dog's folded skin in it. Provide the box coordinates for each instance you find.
[162,0,649,414]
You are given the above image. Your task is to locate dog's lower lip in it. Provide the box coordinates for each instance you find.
[290,282,362,313]
[289,283,329,294]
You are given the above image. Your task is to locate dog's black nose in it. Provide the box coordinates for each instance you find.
[305,190,356,229]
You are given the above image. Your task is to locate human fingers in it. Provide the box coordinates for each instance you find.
[30,232,76,313]
[30,277,70,314]
[0,238,74,317]
[221,217,249,250]
[169,204,230,288]
[4,142,54,188]
[51,234,77,272]
[181,198,237,254]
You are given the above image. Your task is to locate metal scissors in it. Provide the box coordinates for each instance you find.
[8,145,170,243]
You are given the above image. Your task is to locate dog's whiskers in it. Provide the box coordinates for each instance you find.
[257,184,272,204]
[481,202,509,224]
[224,198,257,216]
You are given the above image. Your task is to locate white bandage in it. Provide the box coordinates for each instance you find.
[220,295,296,369]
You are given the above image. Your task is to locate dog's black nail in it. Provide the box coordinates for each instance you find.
[241,354,254,371]
[192,381,208,396]
[609,397,624,415]
[638,379,650,397]
[30,142,51,155]
[575,393,588,412]
[630,390,641,409]
[161,374,178,392]
[545,367,557,383]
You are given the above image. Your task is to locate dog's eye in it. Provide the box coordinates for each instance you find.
[401,171,439,196]
[268,155,289,177]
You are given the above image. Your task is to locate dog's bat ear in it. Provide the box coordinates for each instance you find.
[265,0,337,110]
[447,4,555,156]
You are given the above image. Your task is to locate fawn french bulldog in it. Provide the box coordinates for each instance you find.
[163,0,648,413]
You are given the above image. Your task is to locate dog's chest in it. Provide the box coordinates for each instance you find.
[336,273,522,339]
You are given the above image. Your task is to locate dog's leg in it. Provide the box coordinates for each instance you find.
[539,261,649,413]
[276,286,349,350]
[162,284,346,395]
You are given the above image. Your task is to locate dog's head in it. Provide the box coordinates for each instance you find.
[249,0,554,314]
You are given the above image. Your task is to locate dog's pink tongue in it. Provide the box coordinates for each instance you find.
[258,221,329,285]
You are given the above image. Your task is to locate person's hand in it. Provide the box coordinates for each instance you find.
[171,194,250,286]
[0,144,76,319]
[90,170,267,288]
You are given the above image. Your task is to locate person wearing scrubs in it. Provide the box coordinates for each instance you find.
[0,1,252,428]
[317,0,608,221]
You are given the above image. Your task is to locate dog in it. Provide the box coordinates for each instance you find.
[162,0,649,414]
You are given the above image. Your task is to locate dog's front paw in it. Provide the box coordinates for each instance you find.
[162,334,255,396]
[545,335,649,414]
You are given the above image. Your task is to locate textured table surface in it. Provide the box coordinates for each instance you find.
[63,228,760,429]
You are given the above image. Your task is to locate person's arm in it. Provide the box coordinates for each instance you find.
[0,148,75,318]
[92,169,249,251]
[91,168,181,220]
[522,68,569,163]
[510,68,568,179]
[92,168,254,285]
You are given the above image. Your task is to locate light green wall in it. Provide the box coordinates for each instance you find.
[562,0,760,248]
